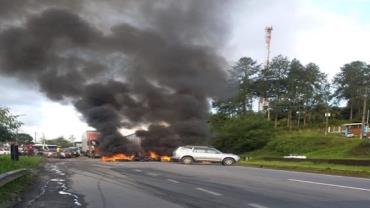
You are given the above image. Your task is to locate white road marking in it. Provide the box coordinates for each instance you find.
[248,203,269,208]
[146,172,159,176]
[288,179,370,192]
[166,179,180,183]
[195,187,222,196]
[133,169,142,172]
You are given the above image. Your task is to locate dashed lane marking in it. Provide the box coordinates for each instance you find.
[146,172,159,177]
[248,203,269,208]
[166,179,180,183]
[195,187,222,196]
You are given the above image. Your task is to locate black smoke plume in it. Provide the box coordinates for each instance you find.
[0,0,232,155]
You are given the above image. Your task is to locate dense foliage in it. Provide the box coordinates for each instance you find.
[210,56,369,154]
[213,55,331,129]
[332,61,370,121]
[209,114,274,153]
[44,137,73,148]
[16,133,34,144]
[0,107,22,142]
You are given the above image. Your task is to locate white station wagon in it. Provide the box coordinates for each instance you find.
[172,146,240,166]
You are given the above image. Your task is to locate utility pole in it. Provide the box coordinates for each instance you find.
[360,88,368,139]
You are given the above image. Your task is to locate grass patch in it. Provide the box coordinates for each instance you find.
[243,130,369,159]
[0,174,34,205]
[240,160,370,178]
[0,156,42,174]
[239,130,370,177]
[0,156,43,205]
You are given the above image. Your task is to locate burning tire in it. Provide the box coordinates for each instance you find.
[222,158,235,166]
[181,156,193,165]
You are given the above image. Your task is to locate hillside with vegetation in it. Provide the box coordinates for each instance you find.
[209,56,370,164]
[245,130,370,159]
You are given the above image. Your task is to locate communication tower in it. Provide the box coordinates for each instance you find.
[265,26,273,67]
[258,26,273,119]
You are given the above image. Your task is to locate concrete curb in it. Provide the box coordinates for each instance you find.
[0,168,28,188]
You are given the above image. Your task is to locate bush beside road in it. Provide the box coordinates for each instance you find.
[0,156,43,206]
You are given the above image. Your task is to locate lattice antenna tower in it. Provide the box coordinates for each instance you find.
[265,26,273,67]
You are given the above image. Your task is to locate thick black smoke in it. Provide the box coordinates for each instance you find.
[0,0,232,154]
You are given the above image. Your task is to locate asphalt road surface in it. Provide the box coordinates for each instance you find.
[16,158,370,208]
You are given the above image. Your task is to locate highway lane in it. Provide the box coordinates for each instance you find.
[63,158,370,208]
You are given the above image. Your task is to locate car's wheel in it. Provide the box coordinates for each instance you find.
[181,156,193,165]
[222,158,235,166]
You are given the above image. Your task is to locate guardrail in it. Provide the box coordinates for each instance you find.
[0,168,28,188]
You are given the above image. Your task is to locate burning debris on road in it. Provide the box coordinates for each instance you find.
[0,1,233,155]
[101,151,171,162]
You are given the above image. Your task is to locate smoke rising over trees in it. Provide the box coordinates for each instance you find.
[0,1,233,154]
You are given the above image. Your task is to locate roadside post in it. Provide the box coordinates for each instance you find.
[10,143,19,161]
[360,88,368,139]
[364,125,369,139]
[324,112,331,136]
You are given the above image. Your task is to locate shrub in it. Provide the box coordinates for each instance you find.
[210,114,274,154]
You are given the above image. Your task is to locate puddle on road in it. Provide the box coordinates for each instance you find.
[24,164,82,207]
[51,164,66,176]
[50,178,65,182]
[59,191,82,206]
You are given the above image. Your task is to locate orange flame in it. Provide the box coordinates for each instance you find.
[160,156,171,162]
[148,151,159,160]
[102,153,134,162]
[148,151,171,161]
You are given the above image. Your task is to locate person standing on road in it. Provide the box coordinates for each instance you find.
[56,146,61,159]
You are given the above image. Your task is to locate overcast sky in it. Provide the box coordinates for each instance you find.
[1,0,369,141]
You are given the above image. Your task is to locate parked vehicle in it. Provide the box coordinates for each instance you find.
[47,150,58,158]
[81,131,101,158]
[33,144,57,156]
[62,150,73,158]
[64,147,81,157]
[172,146,240,166]
[47,148,74,159]
[0,147,10,155]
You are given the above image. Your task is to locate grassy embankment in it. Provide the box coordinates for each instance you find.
[0,156,43,204]
[241,130,370,177]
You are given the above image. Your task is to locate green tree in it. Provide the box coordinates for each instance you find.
[333,61,370,121]
[213,57,259,116]
[0,107,23,142]
[45,137,73,148]
[285,59,306,129]
[300,63,330,127]
[209,114,274,154]
[16,133,34,144]
[266,55,290,128]
[284,60,329,129]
